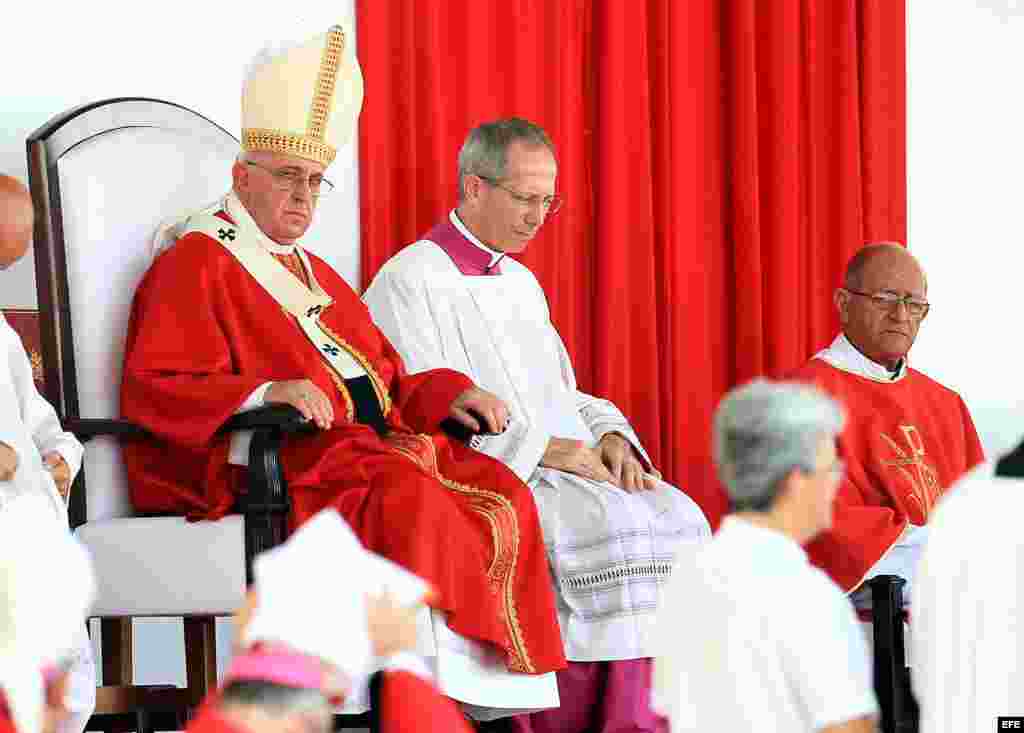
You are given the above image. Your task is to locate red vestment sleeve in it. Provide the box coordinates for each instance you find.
[379,670,473,733]
[305,259,475,434]
[184,697,249,733]
[377,326,473,434]
[958,395,985,468]
[804,473,907,592]
[0,694,16,733]
[121,236,269,448]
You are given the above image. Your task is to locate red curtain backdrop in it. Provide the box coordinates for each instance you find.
[356,0,906,527]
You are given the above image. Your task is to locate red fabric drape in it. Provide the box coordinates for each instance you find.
[356,0,905,528]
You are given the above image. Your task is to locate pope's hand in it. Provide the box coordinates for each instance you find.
[541,437,618,486]
[0,442,18,481]
[266,379,334,430]
[43,451,72,500]
[366,593,419,658]
[450,387,509,434]
[597,433,654,493]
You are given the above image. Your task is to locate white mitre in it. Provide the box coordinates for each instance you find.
[241,22,364,168]
[151,23,364,256]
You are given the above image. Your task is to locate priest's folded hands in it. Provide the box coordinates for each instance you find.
[596,432,655,492]
[540,434,653,493]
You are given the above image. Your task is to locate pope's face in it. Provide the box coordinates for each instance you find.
[836,249,928,371]
[232,152,325,244]
[466,141,558,254]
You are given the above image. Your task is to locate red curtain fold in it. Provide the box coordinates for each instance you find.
[357,0,906,528]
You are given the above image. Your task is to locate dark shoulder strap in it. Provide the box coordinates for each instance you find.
[995,439,1024,478]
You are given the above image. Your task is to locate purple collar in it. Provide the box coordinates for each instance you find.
[424,214,504,276]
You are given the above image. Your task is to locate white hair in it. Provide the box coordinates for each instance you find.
[713,379,846,512]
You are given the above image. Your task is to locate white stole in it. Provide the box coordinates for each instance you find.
[180,195,369,382]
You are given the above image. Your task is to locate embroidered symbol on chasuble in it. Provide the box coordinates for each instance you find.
[322,343,341,357]
[217,228,237,242]
[879,425,941,521]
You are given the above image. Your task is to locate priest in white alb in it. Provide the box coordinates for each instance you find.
[363,118,711,733]
[912,442,1022,733]
[0,175,95,733]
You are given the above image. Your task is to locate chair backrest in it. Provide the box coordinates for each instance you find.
[27,99,241,524]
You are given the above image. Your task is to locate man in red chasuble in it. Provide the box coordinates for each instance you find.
[789,243,984,605]
[119,23,565,712]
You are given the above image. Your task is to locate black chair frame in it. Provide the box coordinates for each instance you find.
[26,97,372,731]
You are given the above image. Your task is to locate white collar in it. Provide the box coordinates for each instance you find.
[813,333,907,383]
[718,516,807,564]
[449,210,505,268]
[225,191,299,255]
[150,191,302,258]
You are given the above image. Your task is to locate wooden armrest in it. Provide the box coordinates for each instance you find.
[219,404,315,435]
[65,418,148,442]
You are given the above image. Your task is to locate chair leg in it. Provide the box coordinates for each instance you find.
[183,617,218,710]
[98,619,133,733]
[101,618,133,686]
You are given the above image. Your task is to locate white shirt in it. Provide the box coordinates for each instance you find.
[0,314,82,522]
[912,462,1024,733]
[653,517,877,732]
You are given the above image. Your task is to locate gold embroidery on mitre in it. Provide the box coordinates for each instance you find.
[242,129,337,167]
[307,25,344,141]
[880,425,942,519]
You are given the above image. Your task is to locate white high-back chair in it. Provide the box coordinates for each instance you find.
[28,97,559,730]
[26,98,317,730]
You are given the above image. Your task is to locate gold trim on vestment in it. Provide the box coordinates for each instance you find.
[242,128,337,167]
[318,320,392,417]
[326,370,356,422]
[383,432,533,674]
[439,475,532,674]
[307,25,344,141]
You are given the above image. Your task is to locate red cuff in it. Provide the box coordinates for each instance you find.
[398,369,474,433]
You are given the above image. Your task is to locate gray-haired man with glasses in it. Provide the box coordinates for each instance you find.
[789,243,984,609]
[653,379,878,733]
[364,118,711,733]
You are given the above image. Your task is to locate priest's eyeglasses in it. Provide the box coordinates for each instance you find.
[245,161,335,197]
[843,289,930,319]
[478,176,563,215]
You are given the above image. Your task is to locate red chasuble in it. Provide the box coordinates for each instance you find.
[120,212,565,675]
[378,670,474,733]
[0,695,16,733]
[790,358,984,592]
[185,703,248,733]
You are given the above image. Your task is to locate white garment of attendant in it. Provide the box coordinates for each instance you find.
[652,517,878,732]
[0,314,95,733]
[912,462,1024,733]
[363,211,711,661]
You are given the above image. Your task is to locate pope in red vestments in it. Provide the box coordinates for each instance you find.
[119,25,564,677]
[789,243,984,593]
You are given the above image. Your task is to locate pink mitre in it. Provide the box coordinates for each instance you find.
[223,643,350,705]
